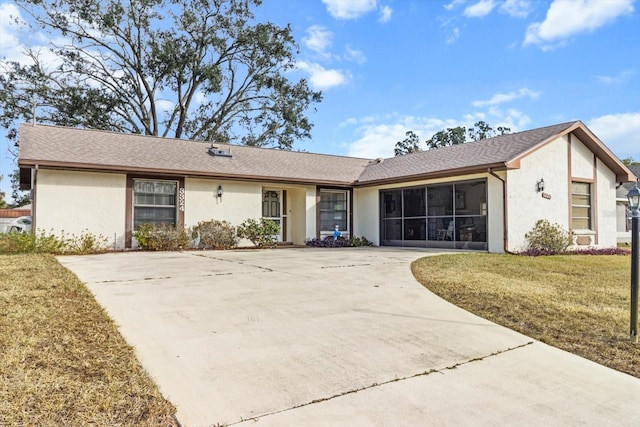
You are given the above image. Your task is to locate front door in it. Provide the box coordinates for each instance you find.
[262,190,284,242]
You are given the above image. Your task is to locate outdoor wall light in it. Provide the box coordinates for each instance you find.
[536,178,545,193]
[217,185,224,199]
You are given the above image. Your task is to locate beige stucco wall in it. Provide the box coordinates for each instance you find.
[184,178,261,227]
[595,158,618,247]
[286,187,308,243]
[505,136,570,251]
[183,178,314,246]
[305,188,317,240]
[353,187,380,244]
[505,134,620,250]
[571,136,595,180]
[487,172,506,253]
[35,169,126,249]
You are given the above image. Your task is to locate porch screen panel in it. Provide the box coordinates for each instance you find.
[403,188,426,241]
[380,179,487,250]
[381,190,403,242]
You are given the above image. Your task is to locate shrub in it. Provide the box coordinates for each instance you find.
[306,236,350,248]
[0,229,109,255]
[133,223,190,251]
[237,218,279,248]
[0,232,36,253]
[306,235,374,248]
[192,220,237,249]
[65,230,110,254]
[523,219,573,255]
[349,235,374,247]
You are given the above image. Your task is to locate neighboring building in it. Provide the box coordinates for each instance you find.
[0,206,31,233]
[617,164,640,243]
[17,121,635,252]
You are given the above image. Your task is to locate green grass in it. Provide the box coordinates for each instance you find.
[412,253,640,378]
[0,254,178,426]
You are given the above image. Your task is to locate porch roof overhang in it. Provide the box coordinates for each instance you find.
[352,162,511,187]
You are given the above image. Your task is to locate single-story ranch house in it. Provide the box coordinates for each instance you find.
[18,120,635,252]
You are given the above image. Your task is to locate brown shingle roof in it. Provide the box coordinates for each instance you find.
[18,120,635,186]
[18,124,371,186]
[356,121,579,184]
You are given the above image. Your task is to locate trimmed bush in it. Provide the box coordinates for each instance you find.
[133,223,190,251]
[192,220,237,249]
[236,218,279,248]
[523,219,573,255]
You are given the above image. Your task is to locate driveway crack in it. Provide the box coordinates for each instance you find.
[188,252,274,272]
[229,341,534,425]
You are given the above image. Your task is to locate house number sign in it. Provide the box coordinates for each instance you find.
[179,187,186,211]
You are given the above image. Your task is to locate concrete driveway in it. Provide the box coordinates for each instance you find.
[58,248,640,426]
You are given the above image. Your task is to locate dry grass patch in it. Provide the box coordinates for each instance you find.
[0,254,177,426]
[412,253,639,378]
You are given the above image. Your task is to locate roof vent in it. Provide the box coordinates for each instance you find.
[369,157,384,164]
[208,146,232,158]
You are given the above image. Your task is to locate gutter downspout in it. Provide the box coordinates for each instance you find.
[488,168,512,254]
[32,164,38,232]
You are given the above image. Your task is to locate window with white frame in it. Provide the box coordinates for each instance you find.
[133,179,178,229]
[571,181,592,230]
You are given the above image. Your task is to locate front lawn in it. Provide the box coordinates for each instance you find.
[0,254,177,426]
[412,253,640,378]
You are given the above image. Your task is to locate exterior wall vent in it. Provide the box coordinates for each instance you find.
[208,146,232,158]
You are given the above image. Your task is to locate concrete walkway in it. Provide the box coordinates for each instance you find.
[58,248,640,427]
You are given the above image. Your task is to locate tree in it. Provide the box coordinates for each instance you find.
[10,171,31,207]
[425,121,511,149]
[622,157,639,166]
[425,126,466,149]
[394,130,421,156]
[0,0,321,150]
[0,176,7,209]
[467,120,511,141]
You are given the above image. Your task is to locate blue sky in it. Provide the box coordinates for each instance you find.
[1,0,639,202]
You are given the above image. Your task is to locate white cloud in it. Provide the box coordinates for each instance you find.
[500,0,531,18]
[472,87,540,107]
[344,108,539,158]
[379,5,393,23]
[296,61,350,90]
[344,45,366,64]
[0,3,27,62]
[156,99,175,115]
[595,69,634,84]
[446,27,460,44]
[464,0,496,18]
[524,0,634,48]
[346,115,463,158]
[303,25,334,59]
[322,0,377,20]
[444,0,466,11]
[588,112,640,160]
